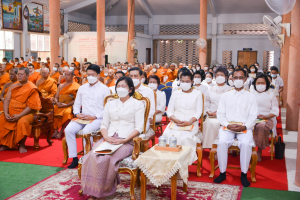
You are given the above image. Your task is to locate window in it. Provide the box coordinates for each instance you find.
[263,51,275,70]
[30,34,50,60]
[0,31,14,61]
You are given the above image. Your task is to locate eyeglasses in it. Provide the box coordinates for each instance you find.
[233,76,245,80]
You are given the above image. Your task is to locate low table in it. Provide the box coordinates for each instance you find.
[134,145,193,200]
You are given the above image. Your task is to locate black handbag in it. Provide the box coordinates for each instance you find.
[275,136,285,159]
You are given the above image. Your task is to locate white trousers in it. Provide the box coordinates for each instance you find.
[65,119,102,158]
[217,128,254,173]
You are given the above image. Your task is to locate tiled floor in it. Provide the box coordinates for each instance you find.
[281,108,300,192]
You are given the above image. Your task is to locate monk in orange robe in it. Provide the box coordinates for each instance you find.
[50,63,60,82]
[45,57,50,68]
[53,70,80,139]
[104,69,115,87]
[58,66,78,84]
[72,57,80,67]
[0,65,11,93]
[0,67,42,153]
[27,64,41,85]
[36,67,57,100]
[30,57,40,70]
[72,63,81,77]
[14,58,23,68]
[61,57,69,68]
[2,58,14,73]
[147,65,163,83]
[20,57,28,68]
[167,63,177,81]
[0,68,18,112]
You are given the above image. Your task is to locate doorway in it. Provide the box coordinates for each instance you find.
[237,51,257,67]
[146,48,151,64]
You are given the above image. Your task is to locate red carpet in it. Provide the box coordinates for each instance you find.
[0,108,287,191]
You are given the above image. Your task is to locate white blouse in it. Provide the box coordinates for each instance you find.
[155,90,166,122]
[251,90,279,117]
[194,84,208,96]
[206,84,231,113]
[100,97,145,138]
[172,79,180,92]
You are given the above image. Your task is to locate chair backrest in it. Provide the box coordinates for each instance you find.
[152,90,157,130]
[103,91,150,133]
[39,97,54,114]
[165,82,173,87]
[157,84,165,90]
[161,86,172,107]
[200,93,205,133]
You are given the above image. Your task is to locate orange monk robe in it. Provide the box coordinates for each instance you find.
[28,72,41,85]
[147,72,163,83]
[5,64,14,73]
[165,69,177,82]
[74,69,81,77]
[104,77,115,87]
[100,71,106,78]
[60,76,78,84]
[20,61,28,68]
[45,62,50,68]
[32,62,40,70]
[0,73,10,93]
[38,77,57,99]
[53,82,80,129]
[61,61,69,68]
[73,61,80,67]
[15,64,23,68]
[0,82,42,149]
[0,86,10,112]
[50,72,60,82]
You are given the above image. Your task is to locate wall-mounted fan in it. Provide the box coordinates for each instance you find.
[129,39,139,50]
[265,0,296,15]
[104,35,115,48]
[263,15,290,37]
[195,38,207,49]
[267,30,284,49]
[59,33,72,45]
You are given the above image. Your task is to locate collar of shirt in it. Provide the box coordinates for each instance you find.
[87,81,100,88]
[233,88,246,95]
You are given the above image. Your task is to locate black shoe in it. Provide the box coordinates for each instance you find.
[241,172,251,187]
[214,172,226,183]
[68,157,78,169]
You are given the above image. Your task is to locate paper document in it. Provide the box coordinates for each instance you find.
[93,141,123,155]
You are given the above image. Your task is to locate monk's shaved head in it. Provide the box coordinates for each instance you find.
[10,68,18,74]
[9,68,18,82]
[40,67,50,78]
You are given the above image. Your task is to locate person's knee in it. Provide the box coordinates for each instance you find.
[240,139,253,148]
[64,125,74,137]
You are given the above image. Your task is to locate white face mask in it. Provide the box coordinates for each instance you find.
[2,62,7,65]
[148,83,158,90]
[215,76,225,84]
[70,67,75,71]
[132,78,140,87]
[37,61,40,63]
[104,73,108,76]
[206,77,212,83]
[256,84,266,92]
[194,78,201,85]
[192,69,196,72]
[29,61,32,63]
[196,67,200,71]
[228,80,234,86]
[180,82,192,91]
[141,78,146,83]
[117,87,129,97]
[234,80,244,88]
[14,63,17,66]
[128,67,130,70]
[122,70,127,74]
[63,73,66,76]
[114,67,117,69]
[53,67,57,72]
[250,68,256,72]
[204,67,208,71]
[152,68,157,72]
[87,76,98,84]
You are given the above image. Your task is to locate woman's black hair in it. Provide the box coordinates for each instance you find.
[180,70,193,81]
[86,64,100,74]
[267,74,272,80]
[270,66,279,72]
[248,64,258,73]
[115,76,135,96]
[214,65,228,77]
[253,73,270,92]
[176,68,189,80]
[142,71,148,84]
[148,74,161,85]
[233,68,247,77]
[193,70,205,81]
[226,72,234,86]
[205,72,214,79]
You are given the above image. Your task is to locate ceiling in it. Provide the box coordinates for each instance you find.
[28,0,273,15]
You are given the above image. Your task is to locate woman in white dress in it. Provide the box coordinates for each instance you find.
[202,72,216,88]
[251,74,279,161]
[193,70,208,96]
[148,75,166,124]
[248,64,257,79]
[202,66,231,149]
[163,71,203,164]
[227,72,234,87]
[172,68,190,92]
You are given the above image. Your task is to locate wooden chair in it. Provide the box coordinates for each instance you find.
[78,91,150,200]
[209,137,257,183]
[31,97,54,150]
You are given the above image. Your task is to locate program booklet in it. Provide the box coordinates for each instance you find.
[169,121,194,131]
[72,118,94,124]
[93,141,123,155]
[222,122,247,134]
[256,119,268,123]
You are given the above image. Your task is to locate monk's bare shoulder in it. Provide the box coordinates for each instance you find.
[3,82,14,91]
[7,82,21,92]
[36,78,43,87]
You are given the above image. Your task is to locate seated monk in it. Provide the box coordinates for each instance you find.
[2,58,14,73]
[53,69,80,139]
[73,63,81,77]
[0,64,11,93]
[20,57,28,68]
[58,66,78,85]
[36,67,57,100]
[50,63,60,82]
[28,64,41,85]
[104,69,116,87]
[72,57,80,67]
[30,56,40,70]
[61,57,69,68]
[14,58,23,68]
[0,67,42,153]
[0,68,18,112]
[45,57,50,68]
[147,64,163,83]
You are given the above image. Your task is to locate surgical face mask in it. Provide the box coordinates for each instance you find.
[215,76,225,84]
[152,69,157,72]
[194,78,201,85]
[70,67,75,71]
[53,67,57,72]
[29,61,32,63]
[141,78,146,83]
[271,74,277,78]
[117,87,129,98]
[192,69,196,72]
[196,67,200,71]
[2,62,7,65]
[256,84,266,92]
[104,73,108,76]
[148,83,158,90]
[87,76,98,84]
[128,67,131,70]
[114,67,117,69]
[206,77,212,83]
[122,70,127,74]
[180,82,192,91]
[228,80,234,86]
[250,68,255,72]
[204,67,208,71]
[132,78,140,87]
[234,80,244,88]
[37,61,40,63]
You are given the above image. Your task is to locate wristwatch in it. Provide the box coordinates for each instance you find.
[74,113,80,117]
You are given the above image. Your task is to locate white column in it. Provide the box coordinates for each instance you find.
[211,16,217,62]
[63,11,68,61]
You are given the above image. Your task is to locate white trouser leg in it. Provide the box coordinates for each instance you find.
[217,129,235,173]
[65,121,85,158]
[237,129,254,173]
[81,119,102,154]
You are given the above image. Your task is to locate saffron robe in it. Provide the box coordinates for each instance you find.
[38,77,57,99]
